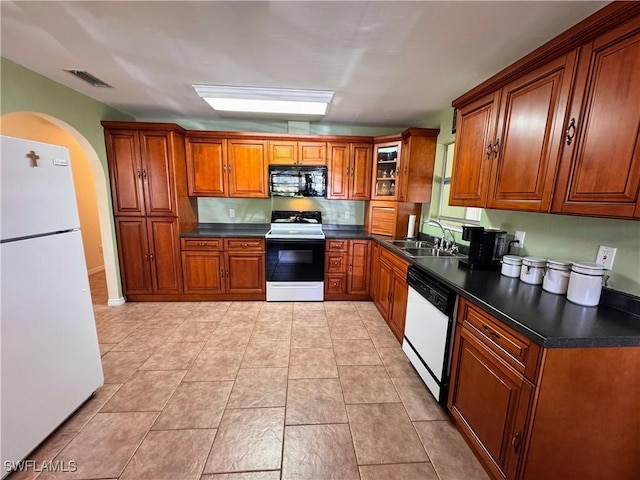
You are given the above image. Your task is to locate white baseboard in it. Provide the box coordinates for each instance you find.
[107,297,126,307]
[88,265,105,276]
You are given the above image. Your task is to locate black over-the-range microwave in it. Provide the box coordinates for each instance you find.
[268,165,327,197]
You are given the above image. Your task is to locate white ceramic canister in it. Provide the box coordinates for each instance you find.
[520,257,547,285]
[501,255,523,278]
[566,262,606,307]
[542,259,572,295]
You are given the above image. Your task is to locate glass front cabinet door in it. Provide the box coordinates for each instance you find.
[372,141,401,200]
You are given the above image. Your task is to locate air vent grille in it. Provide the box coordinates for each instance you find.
[64,70,112,88]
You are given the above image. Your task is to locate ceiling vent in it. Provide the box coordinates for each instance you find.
[64,70,112,88]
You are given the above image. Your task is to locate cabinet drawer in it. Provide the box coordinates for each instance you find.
[224,238,265,251]
[459,299,541,381]
[380,247,410,275]
[326,239,349,253]
[326,253,347,273]
[181,238,223,251]
[325,274,347,294]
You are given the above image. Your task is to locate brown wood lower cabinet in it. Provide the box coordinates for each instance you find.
[449,297,640,480]
[373,247,409,343]
[181,237,265,299]
[324,239,370,300]
[115,216,183,296]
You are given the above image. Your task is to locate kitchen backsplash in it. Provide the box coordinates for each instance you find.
[197,197,366,225]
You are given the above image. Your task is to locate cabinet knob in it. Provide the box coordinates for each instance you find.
[142,169,147,180]
[493,139,500,158]
[198,242,206,246]
[565,117,576,145]
[136,169,142,179]
[511,431,522,452]
[220,268,224,277]
[149,253,154,261]
[241,243,249,248]
[486,142,493,159]
[226,269,229,277]
[144,253,149,261]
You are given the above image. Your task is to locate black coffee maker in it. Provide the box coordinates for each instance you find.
[459,226,507,270]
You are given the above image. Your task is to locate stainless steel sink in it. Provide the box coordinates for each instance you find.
[390,240,434,249]
[404,247,456,257]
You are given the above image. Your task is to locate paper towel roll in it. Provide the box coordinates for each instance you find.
[407,215,416,238]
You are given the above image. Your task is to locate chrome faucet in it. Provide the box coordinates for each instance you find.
[425,220,458,253]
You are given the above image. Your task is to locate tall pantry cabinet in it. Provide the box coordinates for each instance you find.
[102,122,197,299]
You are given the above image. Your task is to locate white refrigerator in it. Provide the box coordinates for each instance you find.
[0,136,104,477]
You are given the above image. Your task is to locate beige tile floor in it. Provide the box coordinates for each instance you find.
[7,272,488,480]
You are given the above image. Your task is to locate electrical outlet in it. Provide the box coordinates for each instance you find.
[514,231,526,249]
[229,209,235,218]
[344,210,350,219]
[596,245,616,269]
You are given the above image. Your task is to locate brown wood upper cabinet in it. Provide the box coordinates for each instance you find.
[268,140,327,165]
[327,142,372,200]
[186,136,268,198]
[450,4,640,219]
[104,127,184,216]
[552,17,640,218]
[371,129,439,203]
[450,53,577,212]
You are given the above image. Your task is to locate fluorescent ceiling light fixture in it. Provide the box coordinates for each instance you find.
[193,85,334,115]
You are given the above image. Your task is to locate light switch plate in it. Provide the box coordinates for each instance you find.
[596,245,616,269]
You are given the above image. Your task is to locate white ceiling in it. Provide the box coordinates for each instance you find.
[1,1,608,128]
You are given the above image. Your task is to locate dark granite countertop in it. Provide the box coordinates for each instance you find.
[375,238,640,349]
[181,223,270,238]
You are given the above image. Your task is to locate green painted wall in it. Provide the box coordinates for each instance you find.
[1,58,134,172]
[421,106,640,297]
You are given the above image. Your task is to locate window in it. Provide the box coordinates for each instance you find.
[437,142,481,226]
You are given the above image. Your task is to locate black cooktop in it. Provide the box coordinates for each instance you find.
[271,210,322,224]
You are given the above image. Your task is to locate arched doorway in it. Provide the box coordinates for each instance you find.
[1,112,123,305]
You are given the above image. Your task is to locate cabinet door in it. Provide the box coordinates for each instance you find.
[553,19,640,218]
[269,141,298,164]
[448,326,533,480]
[350,144,372,200]
[182,251,224,294]
[147,217,183,295]
[371,141,401,200]
[376,258,394,321]
[449,92,500,207]
[369,242,380,303]
[186,138,227,197]
[139,131,177,216]
[368,203,397,237]
[298,142,327,165]
[227,140,268,198]
[115,217,152,295]
[105,130,145,216]
[488,53,577,211]
[348,240,369,295]
[225,252,265,294]
[388,270,408,343]
[326,143,349,199]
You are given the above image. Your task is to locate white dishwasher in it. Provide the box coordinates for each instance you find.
[402,265,457,404]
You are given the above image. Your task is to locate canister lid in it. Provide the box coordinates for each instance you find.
[502,255,523,266]
[571,261,606,275]
[546,259,572,270]
[522,256,547,267]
